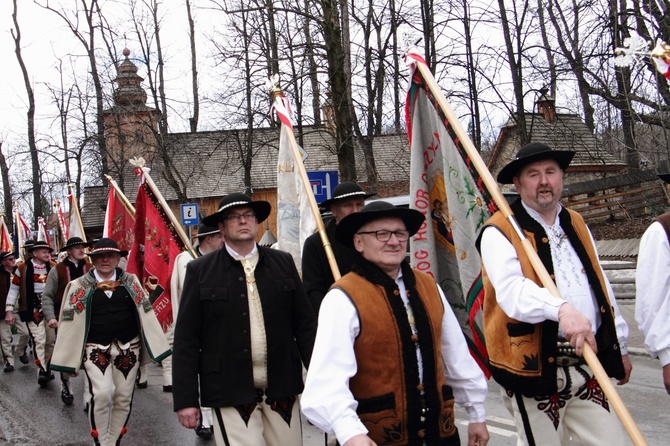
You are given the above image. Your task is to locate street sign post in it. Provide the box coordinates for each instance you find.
[307,170,338,205]
[180,203,200,226]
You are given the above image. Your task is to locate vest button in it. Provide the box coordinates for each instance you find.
[411,334,419,342]
[418,429,426,438]
[613,344,619,350]
[542,237,549,243]
[548,357,555,363]
[393,290,400,296]
[238,277,244,282]
[416,383,424,391]
[550,274,555,280]
[241,294,246,299]
[600,306,606,313]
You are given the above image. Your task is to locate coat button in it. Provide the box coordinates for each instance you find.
[416,383,424,391]
[542,237,549,243]
[393,290,400,296]
[238,277,244,282]
[241,294,246,299]
[548,357,555,363]
[600,306,606,313]
[418,429,426,438]
[411,334,419,342]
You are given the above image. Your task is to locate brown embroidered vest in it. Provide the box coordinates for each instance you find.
[335,267,459,446]
[480,201,624,396]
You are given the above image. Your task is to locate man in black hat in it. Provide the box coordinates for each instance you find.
[51,238,171,446]
[164,221,223,440]
[42,237,92,405]
[302,181,374,314]
[4,240,57,387]
[0,251,30,372]
[635,173,670,395]
[173,192,316,446]
[478,142,631,445]
[302,201,489,446]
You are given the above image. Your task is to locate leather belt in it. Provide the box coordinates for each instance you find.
[556,339,586,367]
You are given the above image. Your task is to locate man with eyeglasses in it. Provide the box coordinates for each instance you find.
[302,201,489,446]
[173,192,317,446]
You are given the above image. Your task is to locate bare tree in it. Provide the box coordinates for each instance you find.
[186,0,200,132]
[12,0,43,224]
[0,143,13,231]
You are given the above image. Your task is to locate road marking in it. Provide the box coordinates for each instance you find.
[458,417,518,438]
[487,415,517,426]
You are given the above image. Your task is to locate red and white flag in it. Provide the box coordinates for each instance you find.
[14,210,33,261]
[37,216,51,247]
[126,178,185,331]
[272,91,316,273]
[405,52,496,377]
[102,186,135,253]
[54,200,69,245]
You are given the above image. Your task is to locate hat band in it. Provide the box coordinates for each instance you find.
[197,229,220,238]
[90,247,121,255]
[332,191,366,200]
[217,200,252,213]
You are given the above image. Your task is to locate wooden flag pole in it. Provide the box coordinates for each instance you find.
[104,175,136,217]
[272,91,341,281]
[14,202,24,261]
[411,55,647,446]
[133,165,198,259]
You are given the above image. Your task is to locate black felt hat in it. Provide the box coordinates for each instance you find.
[27,240,54,253]
[497,142,575,184]
[201,193,271,226]
[0,251,15,261]
[59,237,91,252]
[88,238,128,257]
[319,182,376,210]
[335,200,425,249]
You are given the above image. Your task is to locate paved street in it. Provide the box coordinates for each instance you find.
[0,300,666,445]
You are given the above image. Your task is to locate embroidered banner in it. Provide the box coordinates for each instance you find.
[406,53,496,376]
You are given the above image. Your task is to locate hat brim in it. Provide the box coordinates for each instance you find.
[193,229,220,239]
[320,192,376,210]
[28,245,54,254]
[497,151,575,184]
[59,242,92,252]
[88,249,128,257]
[335,207,425,249]
[201,201,271,226]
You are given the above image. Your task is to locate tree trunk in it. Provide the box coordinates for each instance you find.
[12,0,43,224]
[0,144,13,231]
[186,0,200,133]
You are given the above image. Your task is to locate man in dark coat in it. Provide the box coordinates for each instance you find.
[173,192,316,446]
[301,182,374,314]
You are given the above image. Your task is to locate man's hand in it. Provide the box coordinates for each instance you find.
[663,363,670,395]
[558,302,596,356]
[47,319,58,329]
[617,354,632,385]
[467,422,489,446]
[177,407,200,429]
[343,434,377,445]
[4,310,14,326]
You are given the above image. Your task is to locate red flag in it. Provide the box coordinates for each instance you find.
[102,186,135,252]
[406,52,495,377]
[55,200,69,245]
[0,217,12,252]
[126,181,185,330]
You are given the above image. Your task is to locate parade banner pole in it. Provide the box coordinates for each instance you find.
[132,164,198,259]
[409,53,647,446]
[67,184,87,242]
[104,175,136,216]
[271,88,341,281]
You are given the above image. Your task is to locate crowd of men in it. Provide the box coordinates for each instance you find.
[1,142,669,446]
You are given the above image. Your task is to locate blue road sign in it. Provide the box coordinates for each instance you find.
[180,203,200,226]
[307,171,338,205]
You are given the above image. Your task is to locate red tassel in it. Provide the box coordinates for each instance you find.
[120,426,128,435]
[90,429,99,438]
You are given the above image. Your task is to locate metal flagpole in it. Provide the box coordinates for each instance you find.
[408,52,647,446]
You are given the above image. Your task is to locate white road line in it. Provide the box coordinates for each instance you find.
[458,418,518,438]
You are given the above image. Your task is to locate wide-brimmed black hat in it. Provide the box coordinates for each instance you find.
[0,251,15,261]
[23,239,36,249]
[201,193,271,226]
[27,240,54,253]
[319,182,376,210]
[87,238,128,257]
[59,236,91,252]
[194,222,220,239]
[497,142,575,184]
[335,200,425,249]
[658,173,670,184]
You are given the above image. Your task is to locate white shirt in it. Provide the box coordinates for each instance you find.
[635,221,670,366]
[5,260,49,310]
[301,271,488,445]
[93,269,118,298]
[480,202,628,353]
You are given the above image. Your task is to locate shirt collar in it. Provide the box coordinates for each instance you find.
[93,268,117,283]
[521,200,563,229]
[225,243,257,260]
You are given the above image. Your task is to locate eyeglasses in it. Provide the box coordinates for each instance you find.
[224,211,256,222]
[356,230,410,242]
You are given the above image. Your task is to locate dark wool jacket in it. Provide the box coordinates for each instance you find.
[335,257,459,446]
[479,199,624,397]
[301,220,358,315]
[172,245,317,411]
[0,269,11,318]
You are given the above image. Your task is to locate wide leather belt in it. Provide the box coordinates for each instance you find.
[556,339,586,367]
